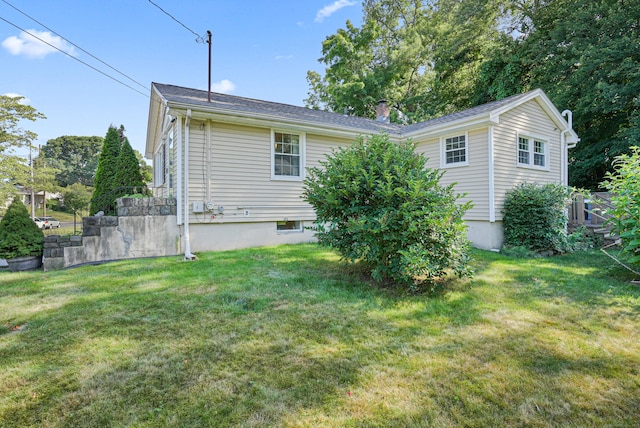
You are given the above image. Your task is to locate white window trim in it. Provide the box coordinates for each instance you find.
[271,129,306,181]
[153,142,166,186]
[516,132,550,171]
[440,132,469,168]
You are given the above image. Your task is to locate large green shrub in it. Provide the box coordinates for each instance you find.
[602,146,640,265]
[502,182,572,253]
[303,134,472,289]
[0,199,44,259]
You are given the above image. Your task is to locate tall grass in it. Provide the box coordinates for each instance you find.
[1,245,638,427]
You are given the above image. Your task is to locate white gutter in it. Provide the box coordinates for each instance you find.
[560,110,573,186]
[183,109,196,260]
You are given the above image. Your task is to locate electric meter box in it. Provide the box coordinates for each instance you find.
[192,200,205,213]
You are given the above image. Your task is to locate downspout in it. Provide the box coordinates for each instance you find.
[183,109,197,260]
[488,126,495,223]
[560,110,573,186]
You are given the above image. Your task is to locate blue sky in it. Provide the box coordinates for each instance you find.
[0,0,362,158]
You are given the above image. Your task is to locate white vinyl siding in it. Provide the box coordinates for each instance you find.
[492,99,561,221]
[415,129,489,221]
[184,122,346,224]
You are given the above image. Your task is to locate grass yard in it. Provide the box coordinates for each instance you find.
[1,244,639,427]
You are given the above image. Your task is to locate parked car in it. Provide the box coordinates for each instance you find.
[34,217,60,229]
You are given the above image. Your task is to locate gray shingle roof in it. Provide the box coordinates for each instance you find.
[153,83,402,134]
[153,82,540,136]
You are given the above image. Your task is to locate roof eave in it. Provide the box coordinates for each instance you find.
[402,114,499,140]
[165,100,404,141]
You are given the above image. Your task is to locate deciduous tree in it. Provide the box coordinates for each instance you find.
[40,136,102,187]
[0,95,45,207]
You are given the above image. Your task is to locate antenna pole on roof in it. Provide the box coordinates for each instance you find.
[207,30,212,102]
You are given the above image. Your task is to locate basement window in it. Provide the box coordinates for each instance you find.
[276,220,303,233]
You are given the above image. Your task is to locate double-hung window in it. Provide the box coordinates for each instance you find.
[154,143,166,186]
[272,130,305,180]
[517,134,548,170]
[441,133,468,167]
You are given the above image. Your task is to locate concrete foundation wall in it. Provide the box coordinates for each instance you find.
[466,220,504,250]
[43,198,181,271]
[189,221,316,252]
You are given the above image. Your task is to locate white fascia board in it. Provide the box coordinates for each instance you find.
[145,86,169,158]
[166,101,404,142]
[402,115,499,141]
[489,88,580,143]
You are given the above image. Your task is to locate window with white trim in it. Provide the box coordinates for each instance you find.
[441,133,468,167]
[153,143,166,186]
[272,130,305,179]
[517,134,548,169]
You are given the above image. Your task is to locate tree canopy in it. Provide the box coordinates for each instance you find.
[40,135,103,187]
[0,95,45,206]
[307,0,640,189]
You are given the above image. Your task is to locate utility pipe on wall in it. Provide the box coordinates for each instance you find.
[560,110,573,186]
[183,109,196,260]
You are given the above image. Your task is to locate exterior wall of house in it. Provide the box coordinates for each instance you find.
[466,220,503,250]
[184,120,353,226]
[492,99,562,221]
[414,128,491,222]
[148,96,567,254]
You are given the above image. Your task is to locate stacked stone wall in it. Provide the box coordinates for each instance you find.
[43,197,180,271]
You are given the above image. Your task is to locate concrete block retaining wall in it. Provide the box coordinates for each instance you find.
[43,197,181,271]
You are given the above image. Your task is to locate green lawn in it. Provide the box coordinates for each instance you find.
[1,244,638,427]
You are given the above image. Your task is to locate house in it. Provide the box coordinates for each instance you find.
[2,186,60,217]
[146,83,579,254]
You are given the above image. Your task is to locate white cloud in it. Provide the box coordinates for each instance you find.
[315,0,356,23]
[275,55,294,60]
[211,79,235,93]
[2,93,31,104]
[2,30,75,59]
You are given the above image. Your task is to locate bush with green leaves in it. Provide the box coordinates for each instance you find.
[502,182,573,253]
[303,134,472,289]
[602,146,640,265]
[0,199,44,259]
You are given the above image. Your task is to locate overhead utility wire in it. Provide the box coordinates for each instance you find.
[1,0,148,91]
[0,16,149,98]
[147,0,207,43]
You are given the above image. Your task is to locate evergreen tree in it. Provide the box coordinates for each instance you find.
[91,126,121,214]
[114,138,145,196]
[0,199,44,260]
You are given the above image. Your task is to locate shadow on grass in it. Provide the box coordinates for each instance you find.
[5,245,637,426]
[0,244,484,426]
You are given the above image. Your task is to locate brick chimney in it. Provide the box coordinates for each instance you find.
[376,100,390,122]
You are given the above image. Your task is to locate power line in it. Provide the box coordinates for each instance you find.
[1,0,148,91]
[147,0,207,43]
[0,16,149,98]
